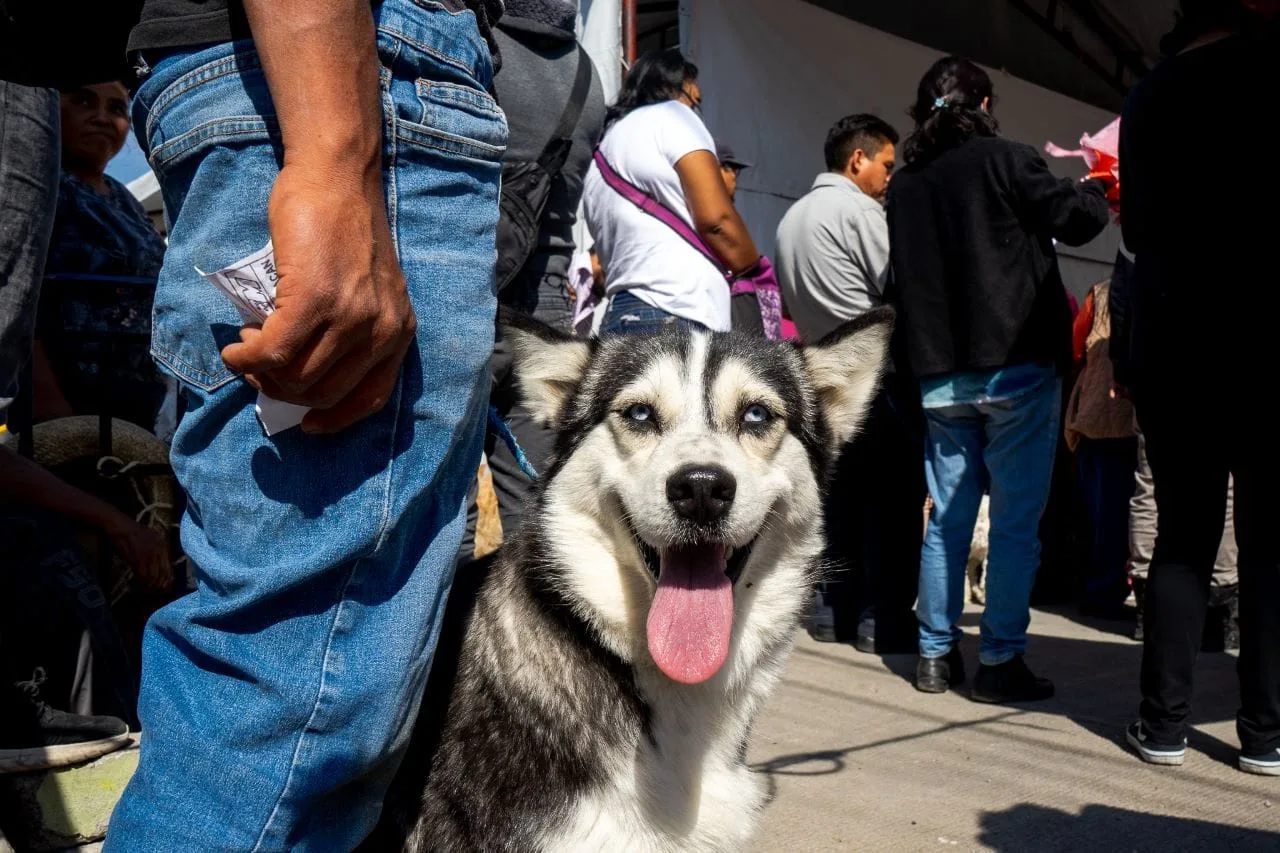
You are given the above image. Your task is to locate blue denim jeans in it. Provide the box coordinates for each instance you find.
[0,82,59,423]
[600,290,709,334]
[104,4,504,850]
[917,370,1062,666]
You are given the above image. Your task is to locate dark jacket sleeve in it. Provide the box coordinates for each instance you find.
[1118,92,1145,257]
[1010,143,1110,246]
[1107,247,1135,386]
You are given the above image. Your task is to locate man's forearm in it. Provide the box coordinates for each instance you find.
[242,0,384,188]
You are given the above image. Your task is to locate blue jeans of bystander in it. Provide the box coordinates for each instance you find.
[600,290,709,335]
[0,82,59,422]
[917,368,1062,666]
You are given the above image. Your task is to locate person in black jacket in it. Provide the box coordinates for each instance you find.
[1118,0,1280,775]
[886,56,1110,704]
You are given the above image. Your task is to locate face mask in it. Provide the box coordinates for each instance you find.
[678,86,702,115]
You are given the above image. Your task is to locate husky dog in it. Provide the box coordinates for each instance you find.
[371,309,892,852]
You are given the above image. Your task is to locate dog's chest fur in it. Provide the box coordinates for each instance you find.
[550,663,786,852]
[405,531,797,853]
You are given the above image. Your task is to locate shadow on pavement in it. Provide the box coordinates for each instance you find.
[977,802,1280,852]
[750,707,1023,780]
[789,623,1244,758]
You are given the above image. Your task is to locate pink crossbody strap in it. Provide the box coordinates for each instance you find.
[592,148,783,339]
[592,149,729,276]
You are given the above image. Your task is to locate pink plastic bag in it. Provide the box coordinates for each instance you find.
[1046,116,1120,208]
[1046,117,1119,176]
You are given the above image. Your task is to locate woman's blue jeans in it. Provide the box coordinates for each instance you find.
[600,290,708,334]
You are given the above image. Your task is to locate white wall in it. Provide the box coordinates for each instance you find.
[681,0,1120,300]
[575,0,622,256]
[579,0,622,102]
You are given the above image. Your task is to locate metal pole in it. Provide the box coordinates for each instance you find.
[622,0,637,66]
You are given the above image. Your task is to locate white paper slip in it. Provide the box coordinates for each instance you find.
[197,241,279,324]
[197,241,310,436]
[254,397,310,436]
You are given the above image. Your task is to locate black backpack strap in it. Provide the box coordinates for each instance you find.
[536,44,593,174]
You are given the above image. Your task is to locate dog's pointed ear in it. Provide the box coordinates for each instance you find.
[501,307,592,428]
[802,307,894,450]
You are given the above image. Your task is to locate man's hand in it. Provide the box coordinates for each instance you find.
[220,165,416,434]
[101,511,171,590]
[231,0,413,435]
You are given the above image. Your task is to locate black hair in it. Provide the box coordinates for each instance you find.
[1159,0,1258,54]
[902,56,999,166]
[823,114,900,172]
[603,49,699,130]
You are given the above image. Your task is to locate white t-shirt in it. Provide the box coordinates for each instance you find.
[583,100,729,331]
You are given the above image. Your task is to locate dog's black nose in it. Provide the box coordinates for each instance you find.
[666,465,736,525]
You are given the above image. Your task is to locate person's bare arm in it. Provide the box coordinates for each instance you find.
[674,150,760,274]
[0,447,169,588]
[31,340,74,422]
[220,1,416,435]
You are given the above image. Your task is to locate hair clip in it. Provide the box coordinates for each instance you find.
[933,97,949,110]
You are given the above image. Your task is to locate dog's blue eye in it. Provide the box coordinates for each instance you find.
[624,403,653,423]
[742,404,772,425]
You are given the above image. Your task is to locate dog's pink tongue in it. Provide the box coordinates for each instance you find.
[646,543,733,684]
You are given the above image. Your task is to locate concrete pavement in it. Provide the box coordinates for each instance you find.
[749,604,1280,852]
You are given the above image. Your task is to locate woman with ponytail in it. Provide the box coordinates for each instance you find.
[886,56,1111,704]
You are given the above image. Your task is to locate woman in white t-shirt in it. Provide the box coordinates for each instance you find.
[583,50,762,334]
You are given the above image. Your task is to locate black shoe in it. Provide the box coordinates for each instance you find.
[855,616,917,655]
[1239,746,1280,776]
[1126,720,1186,766]
[915,646,965,693]
[803,587,839,643]
[970,655,1055,704]
[854,629,877,654]
[0,670,130,774]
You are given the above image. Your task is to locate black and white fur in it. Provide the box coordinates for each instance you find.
[370,309,893,852]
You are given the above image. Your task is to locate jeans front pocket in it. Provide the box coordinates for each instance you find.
[136,46,280,393]
[414,78,506,152]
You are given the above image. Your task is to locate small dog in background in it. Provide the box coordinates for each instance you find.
[967,495,990,605]
[921,493,990,605]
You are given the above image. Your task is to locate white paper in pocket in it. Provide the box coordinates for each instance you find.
[197,241,309,436]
